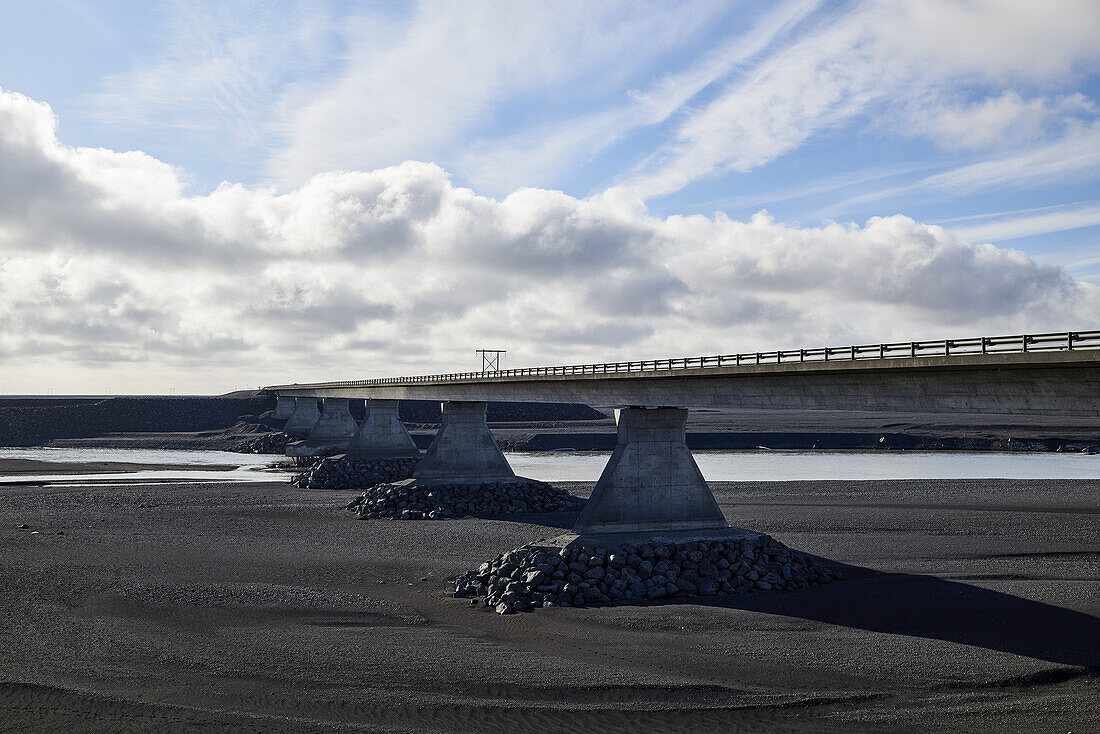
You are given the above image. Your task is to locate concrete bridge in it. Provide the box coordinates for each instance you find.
[266,330,1099,540]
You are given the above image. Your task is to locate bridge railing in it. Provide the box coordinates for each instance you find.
[274,329,1099,389]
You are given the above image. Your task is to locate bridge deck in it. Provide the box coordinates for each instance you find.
[265,331,1099,414]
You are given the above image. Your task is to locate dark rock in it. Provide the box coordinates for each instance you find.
[295,456,419,489]
[453,535,839,613]
[234,432,289,454]
[347,477,585,520]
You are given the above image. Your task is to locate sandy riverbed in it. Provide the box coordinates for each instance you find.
[0,472,1096,732]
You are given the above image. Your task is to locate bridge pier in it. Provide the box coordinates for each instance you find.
[272,395,295,421]
[282,397,321,438]
[287,398,357,457]
[345,399,420,458]
[570,406,730,536]
[415,401,515,483]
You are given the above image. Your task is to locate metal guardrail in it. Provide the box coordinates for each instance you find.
[270,330,1099,390]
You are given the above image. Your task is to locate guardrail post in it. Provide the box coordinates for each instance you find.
[850,345,856,360]
[1068,331,1074,350]
[1022,334,1028,353]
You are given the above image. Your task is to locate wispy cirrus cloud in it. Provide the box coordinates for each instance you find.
[947,202,1100,243]
[619,0,1100,199]
[454,0,823,195]
[84,0,340,182]
[831,121,1100,212]
[266,0,735,189]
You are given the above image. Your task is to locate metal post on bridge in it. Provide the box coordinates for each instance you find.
[476,349,506,373]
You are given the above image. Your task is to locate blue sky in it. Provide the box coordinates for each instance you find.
[0,0,1098,391]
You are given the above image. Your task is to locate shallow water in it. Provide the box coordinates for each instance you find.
[0,446,1097,484]
[0,446,275,466]
[0,447,287,484]
[505,449,1100,482]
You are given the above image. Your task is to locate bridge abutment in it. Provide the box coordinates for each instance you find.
[282,397,321,438]
[572,407,728,535]
[287,398,357,457]
[345,399,420,458]
[415,401,515,483]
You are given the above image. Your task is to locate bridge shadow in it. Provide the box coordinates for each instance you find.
[693,565,1100,669]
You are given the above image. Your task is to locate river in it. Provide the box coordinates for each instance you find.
[0,446,1097,484]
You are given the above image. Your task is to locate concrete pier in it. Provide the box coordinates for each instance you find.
[573,407,727,534]
[346,399,420,458]
[288,398,357,457]
[282,397,321,438]
[415,401,515,483]
[272,395,296,421]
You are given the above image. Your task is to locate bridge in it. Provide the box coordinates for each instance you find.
[265,330,1099,540]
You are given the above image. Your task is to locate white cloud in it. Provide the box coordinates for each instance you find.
[915,121,1100,194]
[827,121,1100,212]
[949,202,1100,243]
[83,0,1100,205]
[901,91,1095,152]
[0,88,1096,392]
[455,0,823,195]
[267,0,731,188]
[620,0,1100,198]
[85,0,339,174]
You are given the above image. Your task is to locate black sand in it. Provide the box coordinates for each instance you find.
[0,473,1097,732]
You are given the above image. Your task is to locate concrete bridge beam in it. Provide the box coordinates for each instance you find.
[573,407,728,534]
[346,399,420,458]
[415,401,515,483]
[272,395,295,421]
[282,397,321,438]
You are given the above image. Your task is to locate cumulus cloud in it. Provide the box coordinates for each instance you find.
[0,88,1096,392]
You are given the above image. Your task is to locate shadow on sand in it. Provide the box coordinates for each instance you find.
[699,568,1100,669]
[461,510,1099,668]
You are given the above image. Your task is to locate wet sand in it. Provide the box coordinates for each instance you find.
[0,459,239,475]
[0,475,1096,732]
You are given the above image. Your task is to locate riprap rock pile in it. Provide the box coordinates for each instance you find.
[346,479,585,520]
[235,432,289,454]
[454,535,841,613]
[293,455,419,489]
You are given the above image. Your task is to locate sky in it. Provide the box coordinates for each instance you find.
[0,0,1098,394]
